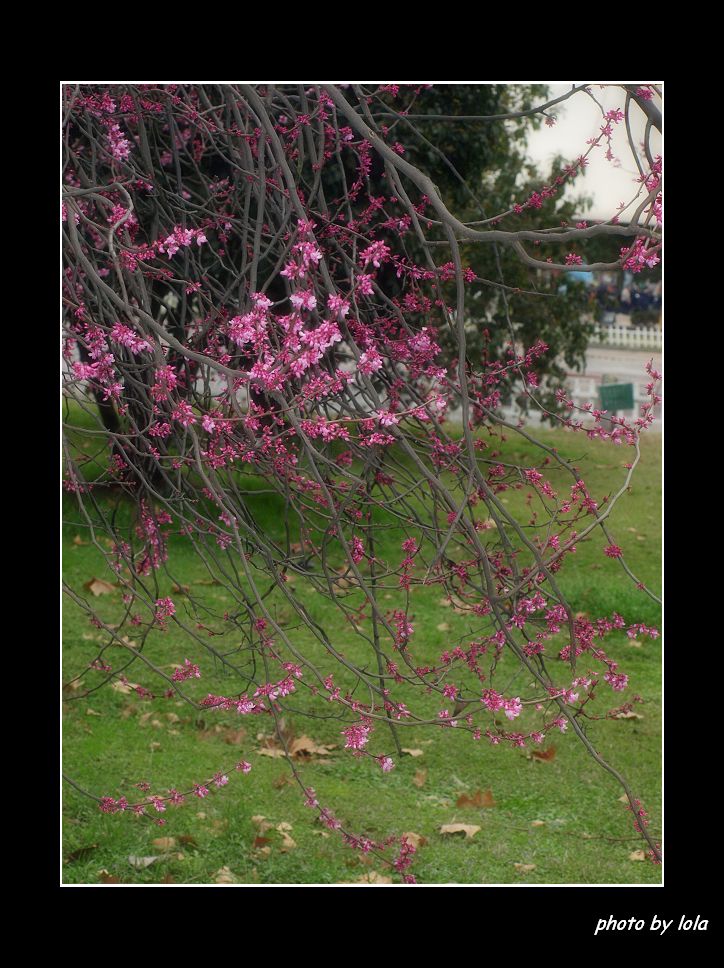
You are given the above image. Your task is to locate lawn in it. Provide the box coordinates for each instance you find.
[62,405,662,885]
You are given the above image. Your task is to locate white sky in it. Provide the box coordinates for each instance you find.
[524,83,662,221]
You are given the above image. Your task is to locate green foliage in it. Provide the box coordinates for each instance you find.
[63,426,661,884]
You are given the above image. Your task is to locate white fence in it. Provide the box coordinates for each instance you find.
[591,325,661,350]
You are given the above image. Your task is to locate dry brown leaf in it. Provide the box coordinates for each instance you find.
[256,747,287,759]
[151,837,177,851]
[514,863,536,873]
[73,535,89,546]
[222,728,246,745]
[251,815,274,834]
[253,836,272,849]
[531,820,546,827]
[354,871,393,884]
[628,639,642,648]
[193,578,221,586]
[629,850,646,861]
[172,583,191,595]
[273,774,293,789]
[531,745,557,762]
[276,822,297,850]
[402,748,424,758]
[111,680,139,695]
[401,831,427,849]
[436,622,450,632]
[84,577,116,597]
[412,769,428,788]
[439,823,480,839]
[66,844,98,863]
[85,708,102,717]
[618,794,629,803]
[98,869,120,883]
[612,710,643,720]
[456,788,496,809]
[288,735,335,759]
[214,866,237,883]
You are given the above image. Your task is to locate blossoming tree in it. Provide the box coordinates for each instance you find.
[62,82,662,882]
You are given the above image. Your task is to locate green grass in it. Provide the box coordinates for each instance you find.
[63,416,661,885]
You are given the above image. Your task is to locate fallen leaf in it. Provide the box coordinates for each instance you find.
[628,639,642,648]
[251,815,274,834]
[273,774,293,789]
[612,710,643,720]
[73,535,89,546]
[214,866,237,883]
[151,837,177,851]
[66,844,98,863]
[531,820,546,827]
[172,583,191,595]
[401,748,424,758]
[276,822,297,850]
[354,870,393,884]
[111,680,139,695]
[253,836,272,849]
[256,747,287,759]
[401,831,427,849]
[629,850,646,862]
[178,835,198,847]
[98,869,120,884]
[439,823,480,839]
[127,855,157,869]
[531,746,556,762]
[85,708,102,717]
[222,728,246,745]
[456,788,496,808]
[412,769,428,788]
[618,795,629,804]
[514,863,536,873]
[193,578,221,586]
[436,622,450,632]
[289,735,335,758]
[162,873,176,883]
[84,577,116,597]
